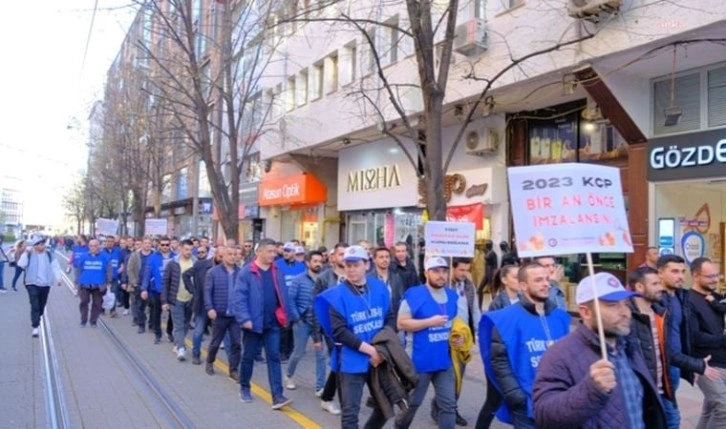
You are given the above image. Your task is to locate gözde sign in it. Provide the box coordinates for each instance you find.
[508,163,633,257]
[647,129,726,182]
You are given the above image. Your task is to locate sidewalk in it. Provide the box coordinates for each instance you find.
[0,266,48,428]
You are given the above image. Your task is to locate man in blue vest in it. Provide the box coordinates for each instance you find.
[70,235,89,282]
[77,239,113,327]
[276,241,306,362]
[480,262,571,428]
[141,236,176,344]
[314,245,394,429]
[102,235,123,318]
[395,256,459,429]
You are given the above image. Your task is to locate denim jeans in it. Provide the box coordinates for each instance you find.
[338,371,389,429]
[240,327,284,401]
[0,261,5,288]
[170,301,192,350]
[26,285,51,328]
[286,321,326,390]
[663,366,681,429]
[12,266,24,289]
[396,366,456,429]
[192,313,207,358]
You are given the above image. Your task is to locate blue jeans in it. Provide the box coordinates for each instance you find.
[0,261,5,288]
[240,327,284,401]
[396,366,457,429]
[286,321,326,390]
[339,371,389,429]
[192,313,207,358]
[170,301,192,350]
[663,366,681,429]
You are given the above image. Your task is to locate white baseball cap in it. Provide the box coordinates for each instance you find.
[294,245,305,255]
[576,272,638,305]
[283,242,296,251]
[342,245,369,262]
[425,256,449,271]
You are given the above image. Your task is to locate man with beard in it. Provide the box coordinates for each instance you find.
[480,263,570,428]
[628,267,719,429]
[371,247,404,317]
[686,257,726,428]
[657,254,690,427]
[285,251,325,393]
[533,273,665,428]
[182,244,216,365]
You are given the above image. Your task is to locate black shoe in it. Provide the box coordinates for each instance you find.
[229,370,239,382]
[137,327,146,334]
[205,362,214,375]
[90,323,98,328]
[192,356,202,365]
[455,412,468,426]
[168,334,175,343]
[132,321,138,327]
[154,336,161,344]
[80,322,87,328]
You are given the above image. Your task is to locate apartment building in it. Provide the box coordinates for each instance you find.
[254,0,726,273]
[0,175,23,238]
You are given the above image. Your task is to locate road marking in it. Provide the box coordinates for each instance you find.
[55,251,322,429]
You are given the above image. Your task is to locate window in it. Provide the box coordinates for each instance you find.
[708,66,726,127]
[653,72,701,135]
[176,168,188,200]
[367,28,376,74]
[311,62,324,100]
[340,42,357,86]
[286,77,296,111]
[475,0,487,18]
[273,83,283,118]
[198,161,212,198]
[325,53,339,94]
[297,69,308,107]
[162,174,173,204]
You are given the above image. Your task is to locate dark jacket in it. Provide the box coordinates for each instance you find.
[661,289,698,384]
[203,264,239,315]
[289,271,317,324]
[488,291,518,312]
[233,261,293,333]
[392,259,418,290]
[368,326,419,420]
[490,297,559,410]
[312,267,341,343]
[533,324,666,429]
[183,258,214,316]
[687,289,726,368]
[369,270,404,318]
[161,257,195,306]
[629,299,705,402]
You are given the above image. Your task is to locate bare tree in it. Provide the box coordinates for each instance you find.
[63,177,89,235]
[133,0,278,240]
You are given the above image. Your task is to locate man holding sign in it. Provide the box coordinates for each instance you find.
[533,273,665,428]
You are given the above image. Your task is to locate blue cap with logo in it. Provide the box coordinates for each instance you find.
[576,272,638,305]
[342,245,369,263]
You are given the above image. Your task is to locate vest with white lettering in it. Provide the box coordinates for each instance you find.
[72,244,89,268]
[314,278,390,374]
[405,285,459,373]
[102,247,122,280]
[275,259,306,287]
[479,303,571,422]
[77,253,108,287]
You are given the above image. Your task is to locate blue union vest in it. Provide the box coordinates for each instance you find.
[314,278,390,374]
[77,252,109,287]
[72,244,89,269]
[479,303,570,423]
[405,285,458,373]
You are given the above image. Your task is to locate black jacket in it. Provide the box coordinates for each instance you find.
[161,259,194,306]
[687,289,726,368]
[312,267,341,343]
[368,326,419,420]
[490,297,559,409]
[628,299,705,402]
[370,270,404,322]
[392,259,419,290]
[183,258,215,315]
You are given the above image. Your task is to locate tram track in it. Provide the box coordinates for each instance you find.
[56,252,197,429]
[39,302,72,429]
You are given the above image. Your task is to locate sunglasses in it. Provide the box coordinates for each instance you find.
[160,243,170,247]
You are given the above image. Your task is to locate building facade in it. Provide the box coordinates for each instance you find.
[0,175,23,238]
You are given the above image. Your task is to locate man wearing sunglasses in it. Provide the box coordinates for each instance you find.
[141,237,176,344]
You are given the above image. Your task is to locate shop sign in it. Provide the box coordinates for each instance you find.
[258,174,327,206]
[647,129,726,181]
[508,163,633,257]
[681,231,705,265]
[347,164,402,192]
[173,207,187,215]
[425,221,476,257]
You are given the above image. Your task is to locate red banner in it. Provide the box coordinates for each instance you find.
[446,203,484,230]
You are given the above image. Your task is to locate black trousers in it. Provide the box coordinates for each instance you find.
[133,288,147,327]
[207,315,241,370]
[280,326,294,359]
[475,374,503,429]
[26,285,51,328]
[148,293,162,338]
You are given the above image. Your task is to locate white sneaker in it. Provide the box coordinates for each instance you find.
[315,388,324,397]
[177,347,186,362]
[32,328,39,338]
[172,346,178,355]
[123,309,129,316]
[321,401,340,415]
[284,375,296,390]
[0,289,7,294]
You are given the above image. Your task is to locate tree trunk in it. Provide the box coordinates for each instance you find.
[425,96,447,221]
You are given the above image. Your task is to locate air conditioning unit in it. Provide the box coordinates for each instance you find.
[568,0,623,20]
[465,127,499,156]
[454,19,488,57]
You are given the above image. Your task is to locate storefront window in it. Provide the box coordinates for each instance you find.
[281,206,320,247]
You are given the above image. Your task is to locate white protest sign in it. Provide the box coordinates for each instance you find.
[96,218,119,236]
[145,218,168,236]
[508,163,633,258]
[424,221,476,258]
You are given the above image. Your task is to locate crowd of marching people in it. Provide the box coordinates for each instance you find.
[5,232,726,429]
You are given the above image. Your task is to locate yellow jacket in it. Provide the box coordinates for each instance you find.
[450,317,473,396]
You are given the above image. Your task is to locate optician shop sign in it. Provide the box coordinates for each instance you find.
[647,129,726,182]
